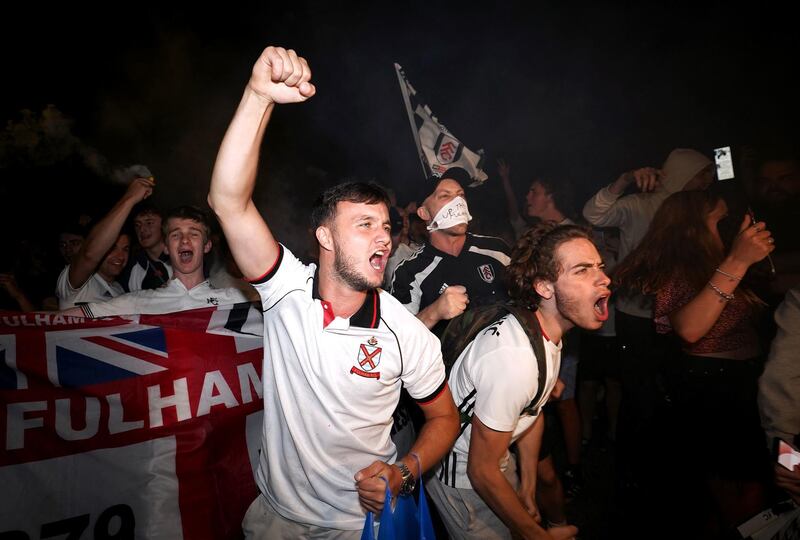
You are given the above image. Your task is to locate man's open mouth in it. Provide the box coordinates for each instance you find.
[369,250,387,271]
[594,294,610,320]
[179,249,194,263]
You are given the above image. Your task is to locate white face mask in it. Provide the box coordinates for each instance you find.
[427,196,472,232]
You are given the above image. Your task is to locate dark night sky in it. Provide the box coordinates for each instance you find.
[2,3,798,247]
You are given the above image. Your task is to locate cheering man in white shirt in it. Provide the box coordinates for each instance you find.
[428,223,612,540]
[64,206,248,317]
[207,45,458,539]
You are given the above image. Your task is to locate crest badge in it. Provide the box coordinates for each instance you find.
[351,337,382,379]
[478,264,496,283]
[434,133,463,165]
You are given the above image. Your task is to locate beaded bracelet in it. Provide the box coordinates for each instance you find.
[708,281,735,301]
[715,267,742,281]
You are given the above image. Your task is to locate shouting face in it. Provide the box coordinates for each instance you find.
[165,217,211,280]
[545,238,611,332]
[325,201,391,291]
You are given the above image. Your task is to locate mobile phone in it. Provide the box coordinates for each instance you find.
[714,146,735,181]
[776,438,800,471]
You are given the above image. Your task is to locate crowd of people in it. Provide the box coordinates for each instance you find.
[2,45,799,539]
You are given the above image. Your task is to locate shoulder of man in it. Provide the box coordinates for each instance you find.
[56,264,72,291]
[467,232,509,248]
[248,243,314,293]
[379,289,430,326]
[476,309,537,350]
[389,244,435,288]
[441,305,529,368]
[466,233,511,256]
[393,242,432,269]
[455,313,542,404]
[119,251,154,292]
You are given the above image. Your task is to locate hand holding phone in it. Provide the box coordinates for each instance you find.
[774,439,800,506]
[777,438,800,471]
[714,145,777,276]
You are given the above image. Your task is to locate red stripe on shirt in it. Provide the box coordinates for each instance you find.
[247,245,284,284]
[415,380,448,405]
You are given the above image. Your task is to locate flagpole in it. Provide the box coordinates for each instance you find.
[395,63,431,180]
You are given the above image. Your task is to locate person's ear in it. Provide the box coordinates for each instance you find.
[203,239,212,254]
[534,279,554,300]
[316,226,334,252]
[417,205,430,222]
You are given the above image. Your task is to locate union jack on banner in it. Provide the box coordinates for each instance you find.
[46,324,169,387]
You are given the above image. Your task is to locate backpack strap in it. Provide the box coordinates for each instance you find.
[506,305,548,417]
[449,303,550,437]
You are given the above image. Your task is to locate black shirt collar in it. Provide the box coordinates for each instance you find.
[312,269,381,329]
[134,249,170,268]
[426,233,474,258]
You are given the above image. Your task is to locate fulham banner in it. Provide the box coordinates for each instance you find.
[0,304,264,540]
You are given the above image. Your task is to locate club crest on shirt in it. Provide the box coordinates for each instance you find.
[478,264,496,283]
[351,336,381,379]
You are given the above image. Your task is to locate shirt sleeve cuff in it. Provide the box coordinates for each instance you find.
[247,245,284,285]
[415,379,447,405]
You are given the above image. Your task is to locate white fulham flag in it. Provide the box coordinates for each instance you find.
[395,63,488,186]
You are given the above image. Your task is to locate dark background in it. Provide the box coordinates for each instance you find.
[2,2,798,249]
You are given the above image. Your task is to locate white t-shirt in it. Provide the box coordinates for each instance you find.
[436,314,561,489]
[56,265,125,310]
[251,245,446,530]
[78,279,249,318]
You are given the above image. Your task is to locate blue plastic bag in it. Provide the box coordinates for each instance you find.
[360,472,435,540]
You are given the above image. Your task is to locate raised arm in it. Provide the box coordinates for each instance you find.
[208,46,315,279]
[68,177,154,289]
[497,159,522,221]
[582,167,659,227]
[0,273,36,312]
[669,215,774,343]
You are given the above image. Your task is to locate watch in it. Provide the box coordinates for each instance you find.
[395,461,416,496]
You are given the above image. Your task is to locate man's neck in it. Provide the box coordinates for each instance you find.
[176,272,205,291]
[535,304,572,345]
[145,243,166,261]
[538,207,565,223]
[318,265,369,319]
[429,231,467,257]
